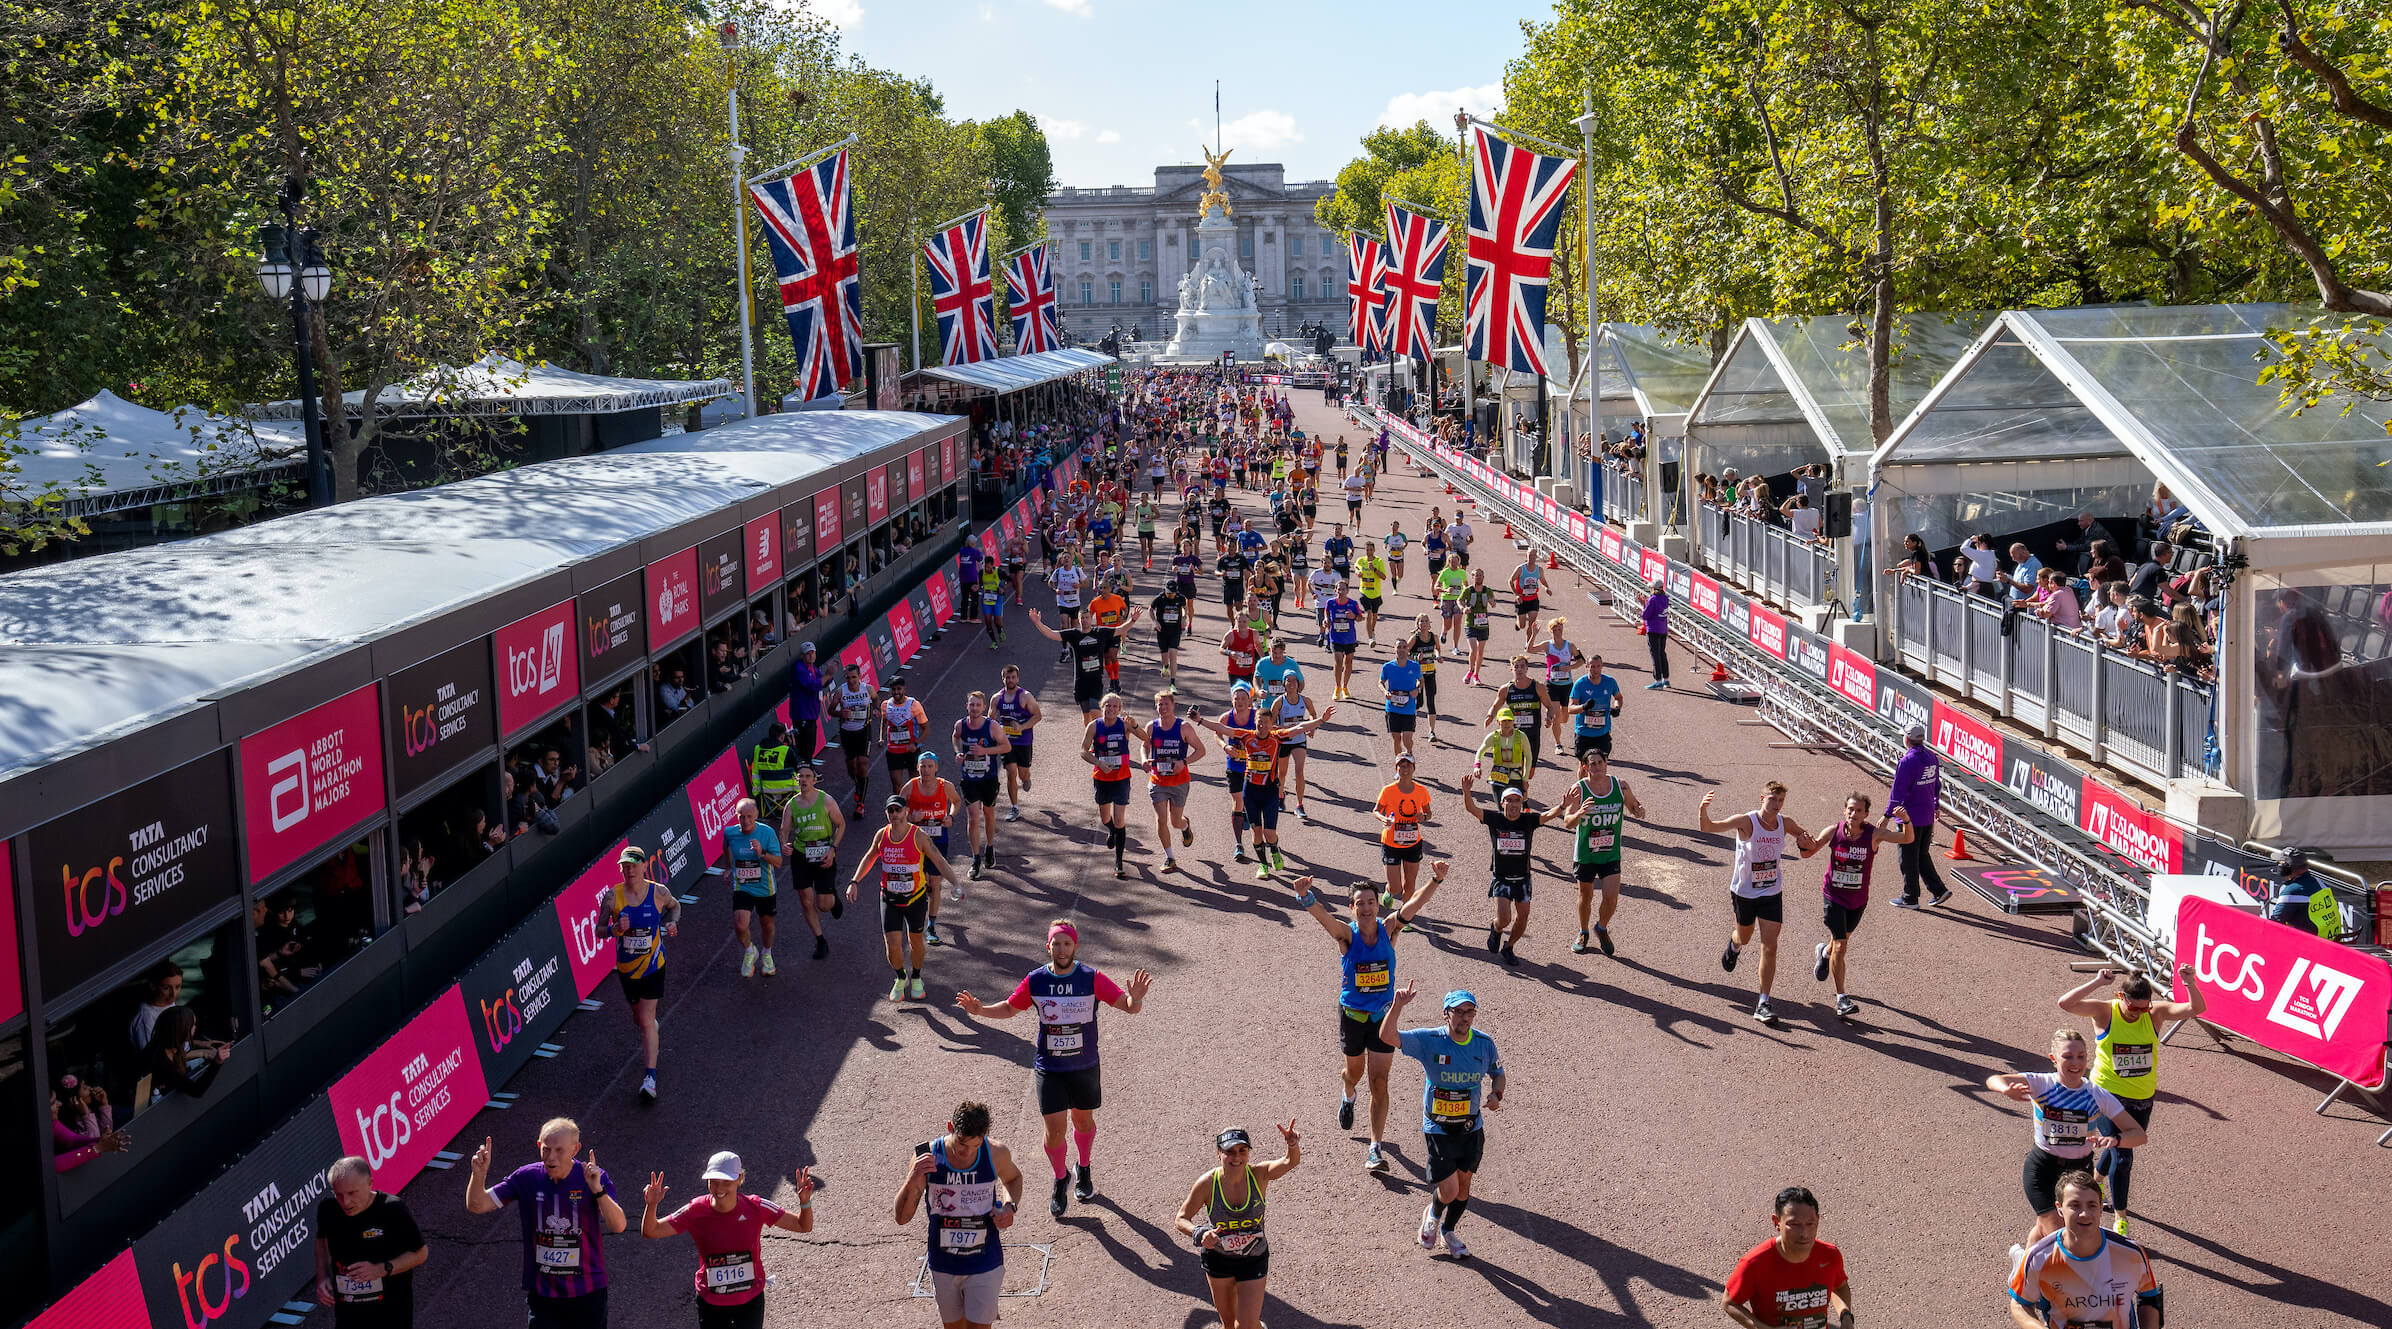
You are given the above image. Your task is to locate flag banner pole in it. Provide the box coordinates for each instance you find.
[747,131,862,186]
[1001,237,1050,262]
[1460,114,1579,160]
[1382,194,1442,217]
[926,205,988,236]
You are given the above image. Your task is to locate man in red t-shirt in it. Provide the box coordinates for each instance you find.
[1722,1185,1853,1329]
[641,1151,815,1327]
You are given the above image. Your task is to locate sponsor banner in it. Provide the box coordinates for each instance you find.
[2178,896,2389,1089]
[1012,498,1030,530]
[386,638,496,798]
[1872,668,1935,739]
[33,1250,142,1329]
[940,434,956,483]
[684,747,747,867]
[813,488,843,552]
[1785,624,1830,683]
[1826,644,1878,710]
[2003,742,2086,826]
[577,573,644,683]
[1747,604,1789,661]
[556,846,625,999]
[780,499,815,571]
[1689,573,1722,621]
[926,574,955,626]
[1664,563,1692,604]
[458,913,572,1089]
[866,466,889,525]
[890,605,921,660]
[327,986,488,1192]
[1596,528,1624,566]
[26,754,239,1001]
[1638,546,1668,586]
[698,530,744,622]
[1542,496,1562,525]
[2079,777,2182,875]
[887,454,909,509]
[908,449,927,500]
[496,599,579,738]
[978,526,1001,560]
[999,510,1017,541]
[240,685,386,885]
[645,545,700,652]
[1930,701,2003,784]
[1721,588,1752,642]
[841,475,867,532]
[837,637,878,693]
[1029,484,1046,512]
[0,846,17,1024]
[867,621,899,676]
[131,1100,341,1329]
[744,513,781,594]
[1567,511,1588,543]
[628,791,704,898]
[908,587,938,635]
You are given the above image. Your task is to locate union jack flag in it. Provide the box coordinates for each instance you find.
[1463,124,1576,375]
[1346,232,1387,356]
[750,150,864,402]
[924,209,997,365]
[1005,242,1061,355]
[1380,200,1449,362]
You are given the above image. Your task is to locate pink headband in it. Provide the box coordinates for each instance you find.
[1048,922,1079,944]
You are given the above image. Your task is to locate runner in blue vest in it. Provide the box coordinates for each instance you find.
[1293,864,1448,1173]
[894,1100,1023,1329]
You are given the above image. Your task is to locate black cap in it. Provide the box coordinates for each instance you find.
[1215,1128,1251,1151]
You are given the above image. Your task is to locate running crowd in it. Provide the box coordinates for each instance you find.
[312,370,2175,1329]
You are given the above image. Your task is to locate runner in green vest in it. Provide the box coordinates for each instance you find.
[1559,749,1645,957]
[778,765,848,960]
[751,723,800,823]
[2056,964,2205,1234]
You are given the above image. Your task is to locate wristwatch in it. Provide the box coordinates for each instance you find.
[381,1261,394,1279]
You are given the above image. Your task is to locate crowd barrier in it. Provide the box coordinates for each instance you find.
[23,537,987,1329]
[1697,504,1836,612]
[1597,463,1647,528]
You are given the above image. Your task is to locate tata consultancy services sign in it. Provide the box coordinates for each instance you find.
[2179,896,2389,1089]
[495,599,579,739]
[386,638,497,797]
[27,754,240,1000]
[327,986,489,1192]
[239,684,388,885]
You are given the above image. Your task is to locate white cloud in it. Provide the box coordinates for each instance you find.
[812,0,864,26]
[1096,129,1120,144]
[1377,83,1503,131]
[1191,109,1302,153]
[1041,116,1089,141]
[1041,0,1092,16]
[978,2,995,18]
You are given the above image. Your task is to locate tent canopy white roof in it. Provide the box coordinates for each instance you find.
[7,390,305,515]
[919,348,1113,394]
[250,354,735,420]
[1572,324,1716,426]
[1691,312,1993,461]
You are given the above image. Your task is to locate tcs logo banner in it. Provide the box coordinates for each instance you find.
[558,846,629,999]
[327,987,488,1191]
[496,599,579,736]
[2179,896,2389,1089]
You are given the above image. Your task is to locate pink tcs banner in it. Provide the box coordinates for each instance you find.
[1929,700,2003,784]
[890,605,921,660]
[926,574,954,626]
[0,844,18,1026]
[867,466,889,524]
[2179,895,2389,1089]
[744,513,780,594]
[685,747,747,866]
[29,1249,142,1329]
[2079,777,2182,875]
[240,683,387,885]
[1827,644,1878,710]
[558,846,627,999]
[495,598,579,737]
[328,986,489,1192]
[646,545,699,651]
[813,489,842,551]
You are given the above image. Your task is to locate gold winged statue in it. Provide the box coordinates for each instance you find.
[1197,143,1234,220]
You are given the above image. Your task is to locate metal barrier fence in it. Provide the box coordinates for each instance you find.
[1888,576,2212,786]
[1698,504,1835,610]
[1597,463,1645,525]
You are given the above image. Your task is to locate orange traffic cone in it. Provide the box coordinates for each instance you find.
[1709,658,1730,683]
[1502,521,1515,540]
[1944,828,1974,861]
[1546,549,1560,570]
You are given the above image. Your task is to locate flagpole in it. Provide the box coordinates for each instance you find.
[1001,238,1047,262]
[722,27,755,420]
[744,132,861,187]
[1574,81,1604,501]
[910,247,922,374]
[1454,110,1476,451]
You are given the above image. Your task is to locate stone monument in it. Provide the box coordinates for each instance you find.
[1164,144,1263,361]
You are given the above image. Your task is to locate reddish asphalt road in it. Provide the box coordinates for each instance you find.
[399,390,2390,1328]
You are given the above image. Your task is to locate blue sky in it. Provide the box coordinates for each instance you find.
[820,0,1544,187]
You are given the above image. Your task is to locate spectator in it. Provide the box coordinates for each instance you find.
[142,1007,229,1103]
[256,896,308,1001]
[1884,533,1933,580]
[2084,539,2127,587]
[1795,463,1828,508]
[2128,543,2173,601]
[591,690,636,756]
[1780,493,1820,542]
[1698,473,1722,507]
[2093,583,2135,647]
[2030,568,2082,629]
[2004,543,2044,604]
[750,611,779,652]
[398,842,436,914]
[2128,598,2174,661]
[51,1085,130,1173]
[586,733,615,779]
[315,1155,429,1326]
[657,666,697,719]
[2052,512,2106,575]
[708,639,739,694]
[1960,534,2001,596]
[129,959,213,1052]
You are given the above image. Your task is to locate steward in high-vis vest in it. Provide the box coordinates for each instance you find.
[751,723,801,820]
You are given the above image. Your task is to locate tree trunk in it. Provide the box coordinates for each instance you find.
[308,290,363,501]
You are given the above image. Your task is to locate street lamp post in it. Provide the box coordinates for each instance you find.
[256,179,333,507]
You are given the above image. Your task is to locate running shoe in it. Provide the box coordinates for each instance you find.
[1366,1144,1389,1173]
[1929,889,1955,907]
[1004,805,1022,822]
[1486,926,1502,954]
[1161,857,1180,873]
[925,922,943,947]
[1891,896,1921,910]
[1813,941,1831,983]
[1835,994,1860,1018]
[760,952,776,977]
[1442,1232,1472,1261]
[1234,846,1251,864]
[1271,847,1287,871]
[909,974,926,1000]
[1021,776,1034,794]
[889,976,908,1001]
[1074,1165,1096,1201]
[1255,862,1272,881]
[1181,825,1195,847]
[1379,891,1400,912]
[1500,943,1518,967]
[2110,1214,2131,1235]
[969,858,984,881]
[1753,995,1776,1023]
[1418,1208,1443,1251]
[1572,931,1590,955]
[829,895,844,920]
[1721,943,1741,972]
[1293,803,1308,821]
[639,1071,658,1104]
[813,935,830,959]
[741,946,758,978]
[1644,680,1667,690]
[1051,1177,1070,1218]
[1338,1096,1355,1131]
[1595,925,1614,956]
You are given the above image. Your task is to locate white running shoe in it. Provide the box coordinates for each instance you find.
[1417,1208,1443,1251]
[740,946,758,978]
[1442,1232,1472,1261]
[1004,804,1021,822]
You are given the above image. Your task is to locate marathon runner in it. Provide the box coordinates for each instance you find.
[903,754,962,939]
[1135,494,1161,570]
[1355,541,1388,647]
[465,1121,624,1328]
[894,1101,1022,1329]
[1721,1185,1855,1329]
[1384,522,1408,594]
[1446,513,1474,569]
[955,921,1152,1216]
[1171,537,1204,607]
[1220,611,1262,697]
[1402,613,1443,744]
[1537,619,1584,751]
[1196,697,1335,878]
[832,662,877,816]
[1323,522,1354,584]
[1271,672,1321,822]
[1324,580,1364,699]
[1342,464,1366,522]
[1174,1123,1302,1329]
[1472,707,1534,800]
[1458,569,1498,684]
[1792,794,1916,1019]
[1509,550,1544,638]
[1377,643,1425,765]
[1049,553,1087,662]
[1557,748,1646,957]
[1569,652,1622,760]
[779,766,845,959]
[1294,864,1447,1171]
[2005,1171,2162,1329]
[1698,783,1815,1024]
[2054,965,2205,1234]
[880,675,929,788]
[849,794,956,1002]
[1380,984,1504,1261]
[1254,636,1304,709]
[976,553,1007,650]
[1456,771,1572,965]
[1132,689,1207,874]
[599,847,678,1103]
[1215,540,1251,618]
[1083,692,1138,878]
[1209,685,1262,864]
[1087,576,1131,687]
[1488,655,1547,778]
[994,665,1042,821]
[723,799,784,979]
[638,1153,814,1328]
[1984,1029,2151,1250]
[952,693,1012,881]
[1028,607,1131,725]
[1305,559,1339,646]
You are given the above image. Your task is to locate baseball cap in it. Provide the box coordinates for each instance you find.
[884,795,908,811]
[1494,707,1515,722]
[798,641,817,655]
[1904,723,1927,745]
[1215,1128,1251,1151]
[1394,752,1417,766]
[916,751,939,765]
[702,1151,743,1181]
[618,846,648,866]
[1443,989,1479,1011]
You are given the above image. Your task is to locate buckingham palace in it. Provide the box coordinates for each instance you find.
[1043,160,1350,343]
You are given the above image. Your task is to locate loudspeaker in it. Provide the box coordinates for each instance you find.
[1474,402,1498,437]
[1823,491,1853,539]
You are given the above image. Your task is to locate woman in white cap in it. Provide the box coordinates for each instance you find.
[639,1151,814,1328]
[1173,1121,1301,1329]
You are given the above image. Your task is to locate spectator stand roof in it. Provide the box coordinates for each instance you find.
[1867,304,2392,563]
[1569,324,1716,437]
[5,390,306,517]
[249,354,734,420]
[0,409,957,785]
[916,347,1114,395]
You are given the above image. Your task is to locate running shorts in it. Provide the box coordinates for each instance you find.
[1093,777,1131,807]
[1003,742,1034,769]
[1362,595,1382,613]
[880,892,929,934]
[1574,859,1622,884]
[1200,1249,1270,1282]
[932,1270,1002,1327]
[618,969,665,1004]
[796,854,838,897]
[695,1298,764,1329]
[1074,681,1108,713]
[1339,1005,1396,1057]
[838,728,871,756]
[1575,731,1613,759]
[1425,1129,1486,1183]
[1036,1065,1104,1115]
[1157,628,1183,653]
[2022,1147,2078,1215]
[1466,624,1490,642]
[1386,712,1416,734]
[1514,597,1539,617]
[885,750,920,780]
[732,888,776,917]
[1823,899,1867,940]
[1488,874,1532,902]
[1545,681,1574,705]
[1240,779,1282,830]
[1149,781,1190,810]
[961,777,1000,807]
[1731,891,1785,928]
[1381,842,1423,865]
[1333,642,1357,656]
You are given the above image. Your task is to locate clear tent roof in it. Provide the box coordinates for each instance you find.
[1873,304,2392,537]
[1691,313,1993,457]
[919,347,1113,394]
[1578,324,1716,421]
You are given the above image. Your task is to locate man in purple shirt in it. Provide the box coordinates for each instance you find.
[466,1118,626,1329]
[957,541,985,623]
[787,643,825,769]
[1640,585,1671,689]
[1888,723,1953,908]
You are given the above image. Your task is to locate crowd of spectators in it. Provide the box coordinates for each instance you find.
[1696,463,1837,544]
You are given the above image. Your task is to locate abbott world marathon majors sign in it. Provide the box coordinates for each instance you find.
[26,754,240,1000]
[238,684,387,885]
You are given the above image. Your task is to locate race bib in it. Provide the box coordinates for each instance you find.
[1097,753,1123,772]
[939,1227,987,1251]
[963,755,993,776]
[702,1252,756,1293]
[1391,825,1420,847]
[1388,690,1411,705]
[1585,831,1615,851]
[1044,1031,1085,1054]
[2110,1045,2154,1077]
[618,930,655,956]
[1471,612,1490,628]
[2043,1106,2089,1143]
[535,1236,583,1271]
[804,843,832,864]
[1216,1230,1262,1255]
[1748,862,1780,889]
[1431,1088,1474,1118]
[1496,834,1527,855]
[733,864,763,884]
[1153,759,1182,777]
[1830,867,1864,887]
[335,1274,384,1301]
[1354,964,1391,990]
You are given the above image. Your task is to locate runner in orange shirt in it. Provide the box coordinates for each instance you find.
[1374,757,1435,906]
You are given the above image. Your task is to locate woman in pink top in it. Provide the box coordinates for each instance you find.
[641,1151,815,1326]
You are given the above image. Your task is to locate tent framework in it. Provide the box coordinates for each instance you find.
[250,355,735,420]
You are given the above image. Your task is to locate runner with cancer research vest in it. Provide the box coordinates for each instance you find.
[2054,965,2205,1235]
[1132,689,1208,874]
[1720,1185,1856,1329]
[955,921,1153,1218]
[1378,985,1504,1262]
[1293,865,1448,1174]
[638,1152,814,1329]
[893,1100,1023,1329]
